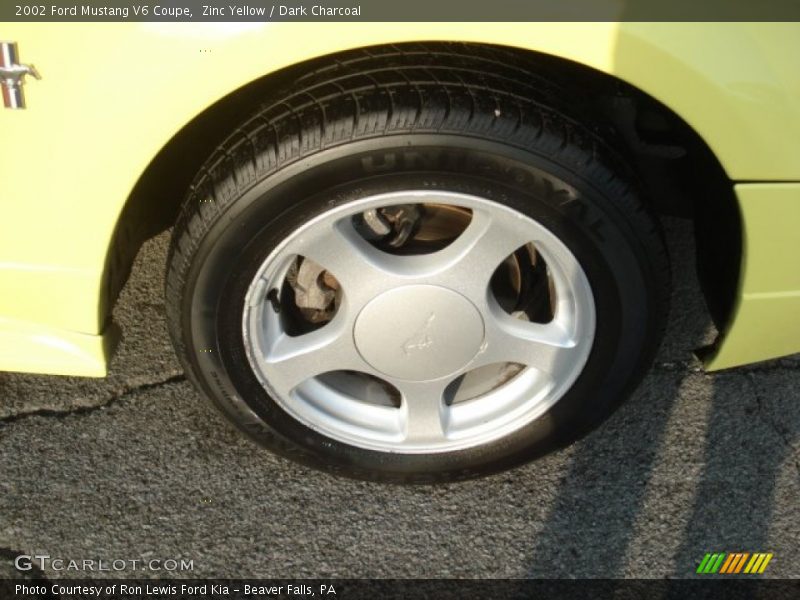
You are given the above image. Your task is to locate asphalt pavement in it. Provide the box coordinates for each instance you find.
[0,218,798,579]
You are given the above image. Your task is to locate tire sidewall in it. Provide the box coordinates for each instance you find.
[179,135,658,482]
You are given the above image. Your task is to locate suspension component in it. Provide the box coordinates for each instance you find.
[356,204,423,248]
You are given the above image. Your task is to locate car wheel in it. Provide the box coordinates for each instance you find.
[165,49,670,482]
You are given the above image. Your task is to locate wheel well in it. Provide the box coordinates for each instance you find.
[105,41,739,335]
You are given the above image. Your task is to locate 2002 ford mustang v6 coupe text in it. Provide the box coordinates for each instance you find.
[1,23,799,481]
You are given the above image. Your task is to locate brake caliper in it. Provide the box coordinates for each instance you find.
[286,257,339,323]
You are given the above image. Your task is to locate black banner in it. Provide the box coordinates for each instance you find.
[3,0,800,22]
[3,579,800,600]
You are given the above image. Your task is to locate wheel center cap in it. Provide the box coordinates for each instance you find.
[354,285,485,381]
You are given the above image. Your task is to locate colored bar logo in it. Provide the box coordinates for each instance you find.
[696,552,773,574]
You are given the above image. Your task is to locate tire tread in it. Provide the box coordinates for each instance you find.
[165,44,671,480]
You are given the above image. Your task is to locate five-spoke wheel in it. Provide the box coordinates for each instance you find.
[243,191,595,453]
[166,49,669,481]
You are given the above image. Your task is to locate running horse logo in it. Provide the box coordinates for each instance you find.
[0,42,41,109]
[402,313,436,355]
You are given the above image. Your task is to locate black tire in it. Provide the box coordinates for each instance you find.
[165,46,670,483]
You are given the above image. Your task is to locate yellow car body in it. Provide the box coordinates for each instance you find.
[1,22,799,377]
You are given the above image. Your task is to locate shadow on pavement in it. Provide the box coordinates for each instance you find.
[525,217,799,579]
